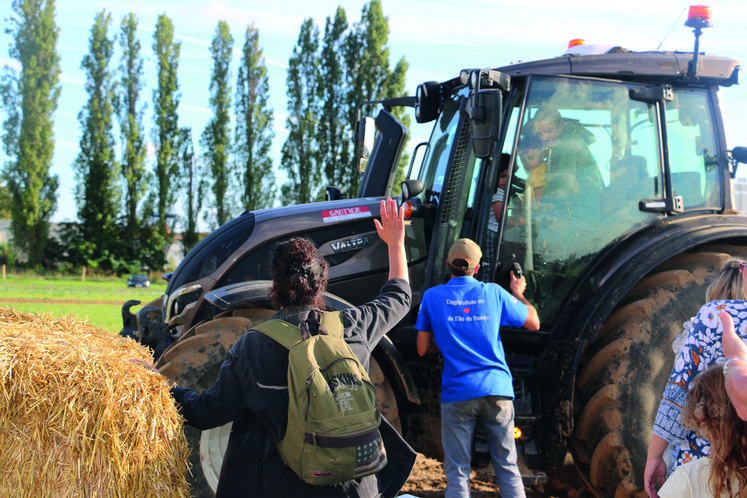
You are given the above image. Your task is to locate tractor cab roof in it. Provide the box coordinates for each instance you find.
[494,49,740,87]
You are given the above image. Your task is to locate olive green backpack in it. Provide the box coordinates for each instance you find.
[253,311,387,485]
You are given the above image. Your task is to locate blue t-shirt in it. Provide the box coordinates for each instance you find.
[415,276,528,402]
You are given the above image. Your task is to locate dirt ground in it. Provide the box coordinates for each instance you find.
[400,453,498,497]
[400,453,594,498]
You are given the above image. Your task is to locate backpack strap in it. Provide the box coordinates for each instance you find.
[253,311,344,349]
[252,319,302,350]
[319,310,344,340]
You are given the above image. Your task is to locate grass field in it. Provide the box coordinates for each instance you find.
[0,273,166,333]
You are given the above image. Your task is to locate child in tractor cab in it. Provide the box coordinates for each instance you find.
[480,155,510,283]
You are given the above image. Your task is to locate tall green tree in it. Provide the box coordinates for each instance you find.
[318,7,351,194]
[0,183,11,218]
[280,18,320,205]
[345,0,409,194]
[1,0,60,266]
[152,14,180,236]
[202,20,234,226]
[115,13,147,239]
[235,24,275,212]
[176,127,204,253]
[73,10,119,265]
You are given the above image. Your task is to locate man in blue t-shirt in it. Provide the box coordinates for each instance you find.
[416,238,540,498]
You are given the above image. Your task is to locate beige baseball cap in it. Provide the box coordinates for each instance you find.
[447,238,482,271]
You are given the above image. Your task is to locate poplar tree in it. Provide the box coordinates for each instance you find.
[318,7,351,194]
[73,10,119,264]
[152,14,180,236]
[1,0,60,266]
[177,127,204,253]
[235,24,275,212]
[280,18,320,205]
[0,184,11,218]
[202,20,234,226]
[116,13,147,238]
[345,0,410,194]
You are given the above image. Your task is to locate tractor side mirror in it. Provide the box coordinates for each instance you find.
[466,90,502,158]
[730,146,747,178]
[400,179,424,203]
[415,81,441,124]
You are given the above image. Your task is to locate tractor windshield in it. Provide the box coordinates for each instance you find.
[499,76,663,325]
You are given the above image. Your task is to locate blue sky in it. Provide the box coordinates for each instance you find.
[1,0,746,225]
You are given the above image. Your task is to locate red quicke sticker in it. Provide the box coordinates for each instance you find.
[321,206,371,223]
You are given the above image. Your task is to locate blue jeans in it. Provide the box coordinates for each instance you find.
[441,396,525,498]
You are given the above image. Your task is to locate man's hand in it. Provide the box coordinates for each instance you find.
[509,271,526,296]
[509,271,539,330]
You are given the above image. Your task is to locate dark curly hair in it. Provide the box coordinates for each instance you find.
[682,364,747,498]
[269,238,328,309]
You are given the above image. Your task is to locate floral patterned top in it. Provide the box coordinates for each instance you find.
[653,299,747,476]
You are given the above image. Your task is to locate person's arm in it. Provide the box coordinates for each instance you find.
[170,349,245,430]
[416,330,439,356]
[509,271,540,330]
[492,188,505,221]
[374,197,408,283]
[643,433,669,498]
[720,310,747,421]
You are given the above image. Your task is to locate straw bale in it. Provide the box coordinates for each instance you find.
[0,307,190,497]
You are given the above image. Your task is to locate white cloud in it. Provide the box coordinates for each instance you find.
[180,103,211,114]
[1,58,21,71]
[60,73,85,86]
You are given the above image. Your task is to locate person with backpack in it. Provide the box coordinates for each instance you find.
[170,197,415,497]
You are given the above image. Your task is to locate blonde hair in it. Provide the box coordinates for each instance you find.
[682,365,747,498]
[706,259,746,302]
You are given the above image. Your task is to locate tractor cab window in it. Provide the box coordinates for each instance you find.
[497,76,660,325]
[665,89,721,209]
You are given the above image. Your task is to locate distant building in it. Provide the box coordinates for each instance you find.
[733,177,747,213]
[0,219,9,245]
[165,233,185,269]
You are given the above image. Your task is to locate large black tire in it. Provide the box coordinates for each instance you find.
[568,247,747,498]
[156,308,402,497]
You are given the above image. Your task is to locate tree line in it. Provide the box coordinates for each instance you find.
[0,0,408,273]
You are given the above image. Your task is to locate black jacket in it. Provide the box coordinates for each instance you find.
[171,278,415,497]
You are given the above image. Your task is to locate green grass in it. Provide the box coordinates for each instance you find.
[0,273,166,333]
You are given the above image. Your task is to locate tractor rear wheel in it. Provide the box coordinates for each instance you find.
[568,248,747,498]
[156,307,402,497]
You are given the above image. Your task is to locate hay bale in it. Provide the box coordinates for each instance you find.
[0,307,190,497]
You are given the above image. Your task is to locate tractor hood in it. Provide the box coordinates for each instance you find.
[165,197,389,299]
